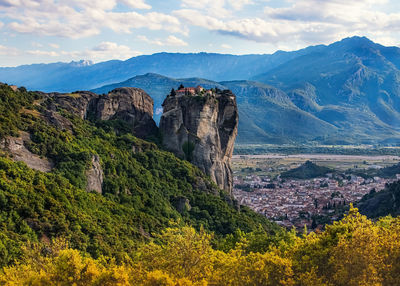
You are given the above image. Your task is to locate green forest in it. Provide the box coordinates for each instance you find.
[0,83,400,285]
[0,84,282,266]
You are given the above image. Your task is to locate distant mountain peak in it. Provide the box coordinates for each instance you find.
[69,60,94,67]
[341,35,372,42]
[331,36,376,49]
[141,72,169,78]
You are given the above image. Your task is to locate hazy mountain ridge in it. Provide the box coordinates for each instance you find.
[2,36,400,144]
[0,51,314,92]
[252,37,400,144]
[92,73,337,144]
[91,71,400,144]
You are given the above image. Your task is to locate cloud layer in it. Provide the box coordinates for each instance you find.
[1,0,400,65]
[137,35,188,47]
[174,0,400,46]
[2,0,400,45]
[1,0,183,38]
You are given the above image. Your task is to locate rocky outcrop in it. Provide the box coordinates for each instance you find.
[1,132,53,172]
[172,196,191,214]
[159,90,238,193]
[96,87,157,139]
[86,155,103,193]
[51,87,157,139]
[52,91,98,120]
[44,110,73,131]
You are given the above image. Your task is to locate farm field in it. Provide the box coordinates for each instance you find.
[232,153,400,178]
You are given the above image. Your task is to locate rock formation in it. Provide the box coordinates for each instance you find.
[96,87,157,139]
[51,87,157,139]
[0,132,53,172]
[52,91,98,120]
[86,155,103,193]
[47,87,158,193]
[159,89,238,193]
[44,110,73,131]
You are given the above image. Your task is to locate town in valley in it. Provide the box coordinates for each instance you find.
[232,153,400,229]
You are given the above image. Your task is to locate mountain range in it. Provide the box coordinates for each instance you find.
[2,36,400,145]
[0,49,317,92]
[91,73,336,144]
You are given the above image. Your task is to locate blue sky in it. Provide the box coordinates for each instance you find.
[1,0,400,66]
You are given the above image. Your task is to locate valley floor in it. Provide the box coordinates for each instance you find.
[232,153,400,229]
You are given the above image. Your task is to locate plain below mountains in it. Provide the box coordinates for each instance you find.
[2,36,400,145]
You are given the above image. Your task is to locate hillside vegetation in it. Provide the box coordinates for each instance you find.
[2,83,400,285]
[357,181,400,218]
[2,207,400,285]
[0,83,281,267]
[280,161,334,179]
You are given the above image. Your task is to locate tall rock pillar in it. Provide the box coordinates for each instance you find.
[159,89,238,194]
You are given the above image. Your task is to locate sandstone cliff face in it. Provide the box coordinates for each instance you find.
[52,91,98,120]
[86,155,103,193]
[48,87,157,193]
[51,87,157,139]
[96,87,157,139]
[1,132,53,172]
[159,90,238,193]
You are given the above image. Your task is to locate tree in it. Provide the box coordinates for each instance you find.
[178,84,184,89]
[170,88,176,97]
[311,218,317,229]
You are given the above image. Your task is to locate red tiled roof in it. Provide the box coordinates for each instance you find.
[177,88,196,93]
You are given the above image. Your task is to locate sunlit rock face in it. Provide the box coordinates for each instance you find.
[160,89,238,194]
[96,87,157,139]
[52,87,157,139]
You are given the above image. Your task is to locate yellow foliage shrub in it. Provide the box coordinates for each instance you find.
[1,206,400,286]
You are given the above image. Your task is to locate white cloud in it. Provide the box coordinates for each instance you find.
[174,9,304,42]
[62,0,151,10]
[0,41,138,63]
[165,35,188,46]
[264,0,389,24]
[174,1,400,46]
[180,0,229,17]
[1,0,399,60]
[103,11,184,35]
[221,44,232,49]
[371,34,400,46]
[137,35,164,46]
[31,42,43,48]
[0,0,19,7]
[64,41,141,61]
[138,35,188,46]
[228,0,253,10]
[120,0,151,9]
[27,50,59,57]
[49,43,60,49]
[0,45,19,56]
[261,0,400,44]
[180,0,253,16]
[155,107,163,115]
[2,0,182,39]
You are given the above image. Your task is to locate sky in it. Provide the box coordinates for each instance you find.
[1,0,400,66]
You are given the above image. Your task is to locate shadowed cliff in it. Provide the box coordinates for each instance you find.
[159,88,238,193]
